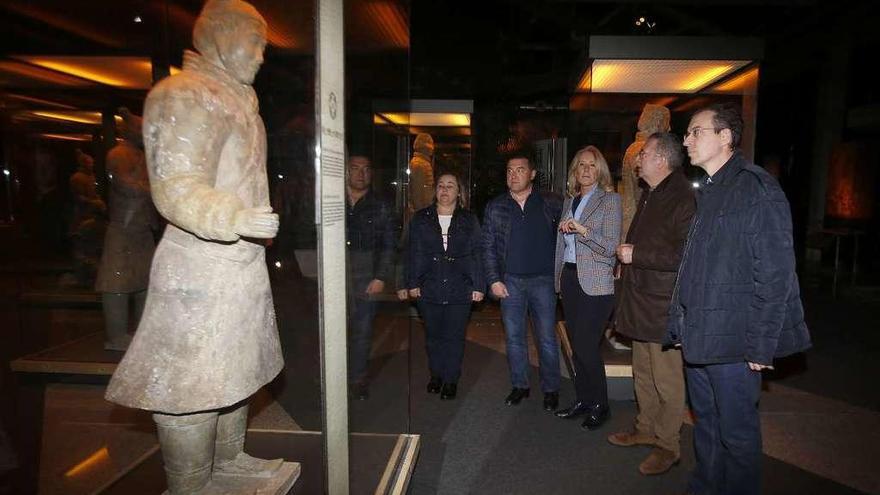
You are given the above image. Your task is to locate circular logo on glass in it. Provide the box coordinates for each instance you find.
[329,92,338,120]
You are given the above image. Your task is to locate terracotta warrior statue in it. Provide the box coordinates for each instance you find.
[105,1,294,492]
[408,133,435,212]
[68,149,105,286]
[619,103,670,238]
[95,108,158,351]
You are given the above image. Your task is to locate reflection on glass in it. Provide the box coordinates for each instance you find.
[95,108,156,352]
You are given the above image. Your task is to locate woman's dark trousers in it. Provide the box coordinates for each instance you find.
[418,300,472,383]
[560,266,614,406]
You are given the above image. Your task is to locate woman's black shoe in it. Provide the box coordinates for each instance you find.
[581,404,611,430]
[555,401,589,419]
[440,383,457,400]
[427,376,442,394]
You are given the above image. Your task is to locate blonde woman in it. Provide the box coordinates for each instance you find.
[553,146,622,430]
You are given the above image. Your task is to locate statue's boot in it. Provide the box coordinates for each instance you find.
[102,292,132,351]
[153,411,218,494]
[213,403,283,478]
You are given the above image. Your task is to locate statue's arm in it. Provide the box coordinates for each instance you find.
[107,147,151,196]
[144,88,243,241]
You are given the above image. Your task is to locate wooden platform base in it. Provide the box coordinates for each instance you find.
[10,331,120,375]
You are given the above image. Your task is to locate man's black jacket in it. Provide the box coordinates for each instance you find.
[346,191,396,294]
[666,152,811,365]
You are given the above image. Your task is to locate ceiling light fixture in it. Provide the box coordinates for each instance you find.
[373,112,471,127]
[578,59,750,94]
[28,110,122,125]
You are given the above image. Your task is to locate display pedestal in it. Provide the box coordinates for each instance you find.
[159,462,301,495]
[99,430,419,495]
[10,333,420,494]
[10,331,119,493]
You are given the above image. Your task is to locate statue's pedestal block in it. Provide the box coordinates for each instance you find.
[99,430,419,494]
[162,461,301,495]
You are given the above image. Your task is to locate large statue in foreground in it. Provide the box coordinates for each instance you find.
[105,1,295,493]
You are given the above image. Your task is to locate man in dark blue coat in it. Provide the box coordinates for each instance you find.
[667,104,811,495]
[483,150,563,411]
[346,154,396,400]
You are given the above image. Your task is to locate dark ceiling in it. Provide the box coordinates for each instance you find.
[0,0,877,127]
[409,0,872,100]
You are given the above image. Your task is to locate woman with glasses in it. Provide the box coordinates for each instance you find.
[553,146,622,430]
[405,172,484,400]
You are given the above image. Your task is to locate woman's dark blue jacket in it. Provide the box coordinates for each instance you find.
[405,205,485,305]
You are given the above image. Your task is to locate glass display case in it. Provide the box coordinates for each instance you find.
[0,0,419,493]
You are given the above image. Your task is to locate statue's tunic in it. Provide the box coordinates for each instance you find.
[106,51,283,413]
[95,141,157,293]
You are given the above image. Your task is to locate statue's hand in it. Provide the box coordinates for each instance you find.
[234,206,279,239]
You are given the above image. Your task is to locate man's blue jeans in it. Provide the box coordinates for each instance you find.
[499,274,560,393]
[686,361,762,495]
[348,296,377,384]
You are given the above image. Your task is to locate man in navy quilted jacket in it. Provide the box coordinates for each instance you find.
[667,103,811,495]
[483,150,563,412]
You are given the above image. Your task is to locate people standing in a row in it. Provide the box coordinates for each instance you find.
[482,151,563,411]
[345,153,396,401]
[606,132,695,476]
[405,173,484,400]
[668,103,811,495]
[552,146,621,430]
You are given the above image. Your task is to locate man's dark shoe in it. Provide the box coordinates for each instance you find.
[427,376,442,394]
[581,404,610,430]
[543,392,559,411]
[504,387,530,406]
[350,382,369,401]
[555,401,589,419]
[440,383,457,400]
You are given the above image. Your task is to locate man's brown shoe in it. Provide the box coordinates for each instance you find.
[607,430,655,447]
[638,447,680,476]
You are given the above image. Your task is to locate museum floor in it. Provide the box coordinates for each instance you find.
[8,275,880,494]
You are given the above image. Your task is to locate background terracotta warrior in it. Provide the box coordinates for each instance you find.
[95,107,158,351]
[620,104,671,237]
[409,133,435,211]
[105,0,287,492]
[68,149,105,286]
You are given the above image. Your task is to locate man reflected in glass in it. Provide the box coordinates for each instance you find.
[346,153,395,400]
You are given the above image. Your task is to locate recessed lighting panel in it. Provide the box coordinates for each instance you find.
[580,59,751,94]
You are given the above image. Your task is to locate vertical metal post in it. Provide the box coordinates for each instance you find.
[315,0,349,493]
[832,234,840,298]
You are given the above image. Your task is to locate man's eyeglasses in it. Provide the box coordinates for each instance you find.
[684,126,724,139]
[637,150,661,160]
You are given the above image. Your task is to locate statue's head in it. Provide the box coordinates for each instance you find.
[413,133,434,156]
[116,107,143,145]
[192,0,268,84]
[637,103,671,134]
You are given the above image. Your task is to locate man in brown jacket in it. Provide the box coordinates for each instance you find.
[607,132,696,475]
